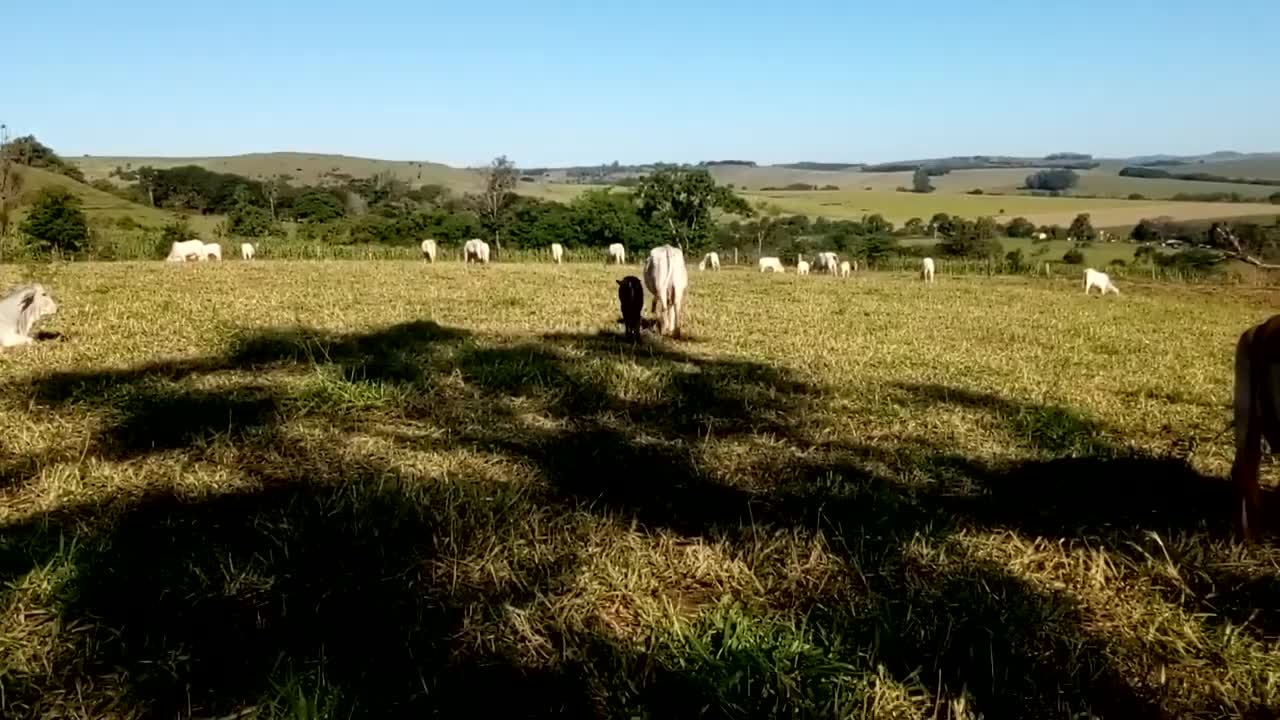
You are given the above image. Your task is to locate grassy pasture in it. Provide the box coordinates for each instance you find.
[1,260,1279,718]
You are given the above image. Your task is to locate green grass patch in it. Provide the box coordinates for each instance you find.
[0,261,1278,717]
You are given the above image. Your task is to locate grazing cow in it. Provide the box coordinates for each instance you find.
[0,283,57,348]
[166,239,206,262]
[203,242,222,261]
[551,243,564,264]
[921,257,936,283]
[617,275,645,342]
[420,239,438,262]
[1231,314,1280,539]
[1035,232,1049,241]
[758,257,785,273]
[796,255,810,276]
[815,252,839,274]
[607,243,626,265]
[464,238,491,264]
[838,260,852,278]
[240,242,255,260]
[643,245,689,338]
[699,252,721,271]
[1083,268,1119,295]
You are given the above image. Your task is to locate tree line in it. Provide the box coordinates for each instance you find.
[1119,166,1280,188]
[6,136,1278,273]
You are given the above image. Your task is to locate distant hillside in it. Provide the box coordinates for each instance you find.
[776,162,863,171]
[859,155,1100,172]
[18,166,181,226]
[73,152,486,193]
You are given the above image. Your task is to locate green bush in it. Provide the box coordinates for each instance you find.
[1062,248,1084,265]
[19,186,88,254]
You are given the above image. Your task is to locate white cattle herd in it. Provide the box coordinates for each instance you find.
[10,237,1122,352]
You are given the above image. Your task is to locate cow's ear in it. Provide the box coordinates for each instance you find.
[616,280,623,286]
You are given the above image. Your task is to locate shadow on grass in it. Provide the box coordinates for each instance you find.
[0,322,1272,718]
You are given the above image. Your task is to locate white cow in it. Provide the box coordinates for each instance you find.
[815,252,839,274]
[203,242,222,261]
[607,243,626,264]
[758,257,785,273]
[166,239,206,262]
[464,238,491,264]
[796,255,810,276]
[699,252,720,271]
[550,243,564,264]
[838,261,852,278]
[1034,232,1049,241]
[420,239,438,262]
[1084,268,1120,295]
[643,245,689,338]
[921,257,935,283]
[240,242,255,260]
[0,283,57,348]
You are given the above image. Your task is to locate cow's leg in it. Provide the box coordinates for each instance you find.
[1233,332,1265,540]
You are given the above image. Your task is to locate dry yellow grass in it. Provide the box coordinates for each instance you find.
[1,260,1278,718]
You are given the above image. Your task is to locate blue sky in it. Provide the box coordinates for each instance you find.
[9,1,1278,167]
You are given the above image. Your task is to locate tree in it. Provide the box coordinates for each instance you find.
[264,174,293,220]
[0,124,22,237]
[1209,222,1280,269]
[912,167,934,193]
[973,216,999,240]
[226,188,280,238]
[1067,213,1097,242]
[293,190,346,223]
[634,168,751,252]
[478,155,518,252]
[1024,169,1079,192]
[1005,217,1036,238]
[903,217,925,235]
[751,201,783,256]
[133,166,159,207]
[861,213,894,235]
[19,186,89,254]
[1130,219,1161,243]
[569,189,653,248]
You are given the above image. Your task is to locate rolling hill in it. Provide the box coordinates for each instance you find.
[73,152,486,192]
[13,166,221,234]
[62,150,1280,232]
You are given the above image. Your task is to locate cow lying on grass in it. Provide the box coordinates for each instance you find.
[0,284,58,348]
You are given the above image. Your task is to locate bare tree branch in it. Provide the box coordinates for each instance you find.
[1214,224,1280,270]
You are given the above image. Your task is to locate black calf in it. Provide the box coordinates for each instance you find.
[617,276,644,342]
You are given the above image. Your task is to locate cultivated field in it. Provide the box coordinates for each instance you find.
[2,260,1279,718]
[740,187,1280,229]
[704,163,1280,200]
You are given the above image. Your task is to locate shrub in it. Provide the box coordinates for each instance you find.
[1005,248,1026,271]
[1062,248,1084,265]
[1128,193,1146,200]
